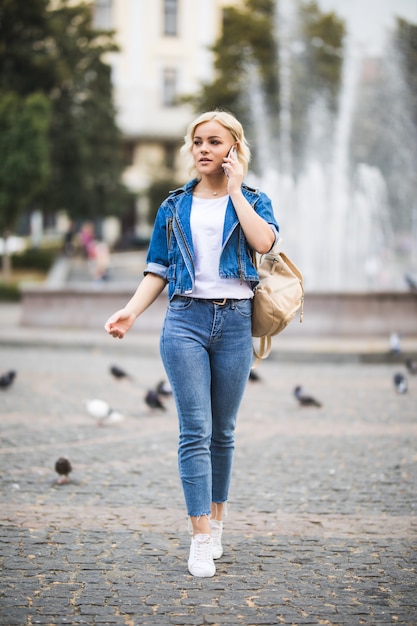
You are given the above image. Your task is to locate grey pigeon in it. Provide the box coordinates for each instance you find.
[55,457,72,484]
[389,332,401,355]
[0,370,16,390]
[405,359,417,375]
[156,380,172,396]
[110,365,133,380]
[393,373,407,394]
[404,272,417,291]
[145,389,166,412]
[294,385,322,407]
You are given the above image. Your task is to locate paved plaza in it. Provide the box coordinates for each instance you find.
[0,307,416,625]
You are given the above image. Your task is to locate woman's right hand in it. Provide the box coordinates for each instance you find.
[104,308,136,339]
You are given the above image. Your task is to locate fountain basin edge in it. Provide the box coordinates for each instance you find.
[20,284,417,337]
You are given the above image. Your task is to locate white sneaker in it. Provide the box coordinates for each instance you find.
[188,534,216,577]
[210,519,223,559]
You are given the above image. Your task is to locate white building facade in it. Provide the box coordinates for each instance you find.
[93,0,241,236]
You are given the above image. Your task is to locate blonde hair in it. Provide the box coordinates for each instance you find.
[180,110,251,178]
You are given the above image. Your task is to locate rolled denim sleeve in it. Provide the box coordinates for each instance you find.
[143,204,169,278]
[269,224,280,251]
[143,261,169,280]
[255,191,279,251]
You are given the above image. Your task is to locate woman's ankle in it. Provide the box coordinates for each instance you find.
[211,501,226,522]
[190,514,211,536]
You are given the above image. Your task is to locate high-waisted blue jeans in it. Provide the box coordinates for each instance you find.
[160,296,253,517]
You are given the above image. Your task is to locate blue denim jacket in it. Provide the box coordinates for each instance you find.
[145,178,279,300]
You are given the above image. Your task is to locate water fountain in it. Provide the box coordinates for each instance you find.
[247,0,416,294]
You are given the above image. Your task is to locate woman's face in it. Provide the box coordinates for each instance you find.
[192,120,235,177]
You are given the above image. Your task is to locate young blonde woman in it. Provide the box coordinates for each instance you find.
[104,110,279,577]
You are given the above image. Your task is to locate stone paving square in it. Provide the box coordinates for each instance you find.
[0,340,416,626]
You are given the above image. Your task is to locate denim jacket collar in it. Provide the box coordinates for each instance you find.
[145,178,278,300]
[168,178,262,246]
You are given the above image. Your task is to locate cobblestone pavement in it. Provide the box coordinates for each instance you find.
[1,335,416,625]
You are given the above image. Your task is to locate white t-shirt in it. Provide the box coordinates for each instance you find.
[189,196,253,299]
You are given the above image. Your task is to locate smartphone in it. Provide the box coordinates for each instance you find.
[223,146,237,177]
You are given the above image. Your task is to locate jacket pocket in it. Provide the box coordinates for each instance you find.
[167,264,176,280]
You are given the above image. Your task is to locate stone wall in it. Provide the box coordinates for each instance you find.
[20,285,417,337]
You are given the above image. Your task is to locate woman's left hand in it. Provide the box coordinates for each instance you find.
[223,149,243,192]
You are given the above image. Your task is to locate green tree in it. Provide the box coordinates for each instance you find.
[186,0,345,173]
[0,91,51,280]
[188,0,278,135]
[42,2,132,219]
[0,0,54,94]
[0,0,132,225]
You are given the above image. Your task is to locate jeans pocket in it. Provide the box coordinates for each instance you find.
[168,296,193,311]
[234,299,252,319]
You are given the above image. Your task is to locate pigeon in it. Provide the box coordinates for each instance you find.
[85,398,124,425]
[405,358,417,375]
[55,457,72,484]
[0,370,16,390]
[145,389,166,412]
[389,332,401,355]
[249,369,261,382]
[294,385,322,407]
[110,365,133,381]
[156,380,172,396]
[393,373,407,394]
[404,272,417,291]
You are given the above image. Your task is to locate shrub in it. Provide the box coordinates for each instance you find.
[3,247,58,272]
[0,282,21,302]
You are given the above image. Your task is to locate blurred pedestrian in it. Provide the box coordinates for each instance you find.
[104,110,279,577]
[62,221,76,257]
[79,222,94,259]
[91,239,110,281]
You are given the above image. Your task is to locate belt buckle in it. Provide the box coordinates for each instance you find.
[212,298,227,306]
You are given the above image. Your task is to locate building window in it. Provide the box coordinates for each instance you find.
[93,0,112,30]
[164,0,178,36]
[162,68,178,107]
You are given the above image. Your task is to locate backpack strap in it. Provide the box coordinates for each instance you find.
[252,336,272,368]
[279,253,305,322]
[251,250,271,368]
